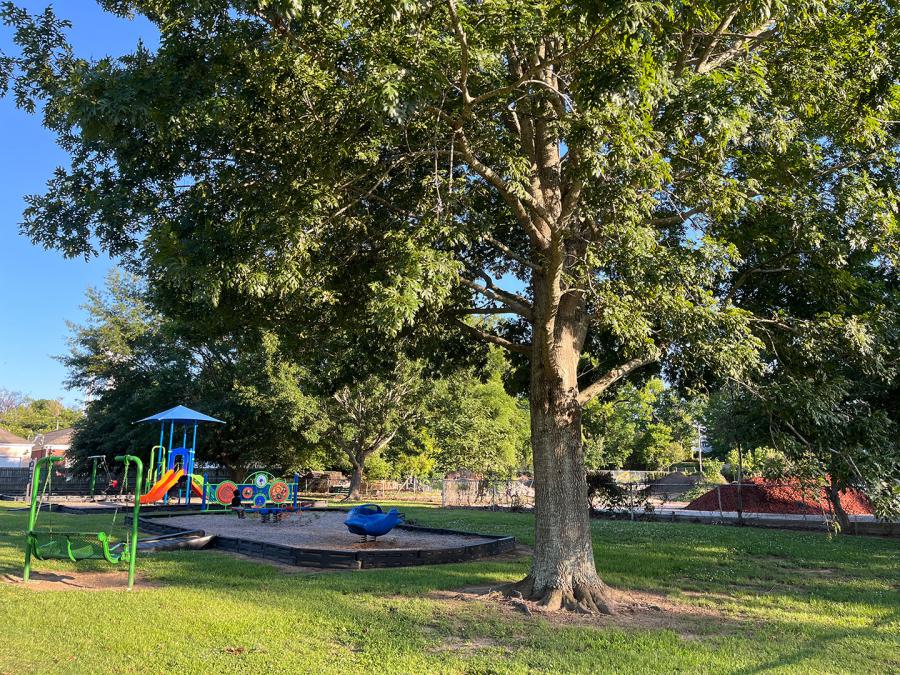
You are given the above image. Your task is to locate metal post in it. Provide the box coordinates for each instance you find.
[24,456,63,582]
[157,422,165,483]
[186,424,197,506]
[201,472,208,511]
[696,423,704,474]
[165,422,175,506]
[293,473,299,510]
[116,454,142,590]
[190,424,198,474]
[89,456,98,499]
[167,422,175,469]
[736,444,744,526]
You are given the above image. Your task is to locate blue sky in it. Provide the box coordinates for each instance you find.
[0,2,158,405]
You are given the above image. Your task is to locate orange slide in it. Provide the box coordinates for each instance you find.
[190,476,203,498]
[140,468,184,504]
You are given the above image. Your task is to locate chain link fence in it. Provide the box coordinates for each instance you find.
[438,473,873,526]
[3,463,881,532]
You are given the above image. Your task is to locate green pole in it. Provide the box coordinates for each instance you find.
[115,454,142,590]
[147,447,153,491]
[147,445,164,494]
[89,457,98,499]
[24,456,63,583]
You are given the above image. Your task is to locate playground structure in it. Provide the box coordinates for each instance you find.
[135,405,303,513]
[137,405,224,506]
[200,471,302,511]
[344,503,404,541]
[24,454,143,589]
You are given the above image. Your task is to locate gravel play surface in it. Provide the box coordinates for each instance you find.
[154,509,496,550]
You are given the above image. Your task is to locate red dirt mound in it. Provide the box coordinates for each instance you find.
[686,478,872,515]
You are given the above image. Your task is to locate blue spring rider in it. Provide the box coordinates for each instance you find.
[344,504,404,542]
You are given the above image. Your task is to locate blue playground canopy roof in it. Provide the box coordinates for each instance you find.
[135,405,225,424]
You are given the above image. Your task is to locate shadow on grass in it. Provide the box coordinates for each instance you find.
[730,607,900,675]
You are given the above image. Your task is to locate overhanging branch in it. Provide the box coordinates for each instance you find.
[460,306,515,316]
[455,319,531,356]
[577,356,656,405]
[460,274,533,320]
[484,236,544,273]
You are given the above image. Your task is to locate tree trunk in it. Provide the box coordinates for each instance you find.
[827,479,851,533]
[506,309,615,614]
[346,462,363,501]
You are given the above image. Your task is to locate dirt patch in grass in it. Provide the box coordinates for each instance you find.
[2,569,161,591]
[429,636,503,655]
[428,584,751,639]
[798,567,837,576]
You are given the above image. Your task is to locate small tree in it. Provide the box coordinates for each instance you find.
[0,396,81,439]
[424,353,530,477]
[325,359,425,500]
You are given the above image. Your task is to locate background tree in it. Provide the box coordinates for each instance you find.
[323,358,426,500]
[421,348,530,478]
[583,378,700,471]
[63,269,323,475]
[704,315,900,528]
[0,395,81,439]
[3,1,897,612]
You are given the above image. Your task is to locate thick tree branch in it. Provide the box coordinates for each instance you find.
[696,4,777,75]
[650,206,703,226]
[576,356,656,405]
[724,264,793,303]
[446,0,472,106]
[460,274,533,319]
[467,12,624,110]
[484,235,544,273]
[695,6,740,73]
[460,306,514,316]
[698,25,776,74]
[453,128,550,247]
[454,319,532,356]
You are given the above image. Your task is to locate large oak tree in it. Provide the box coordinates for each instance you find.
[3,1,897,612]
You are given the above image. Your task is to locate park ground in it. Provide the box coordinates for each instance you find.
[0,503,897,674]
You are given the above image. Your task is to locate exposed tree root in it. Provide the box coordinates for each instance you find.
[501,575,616,615]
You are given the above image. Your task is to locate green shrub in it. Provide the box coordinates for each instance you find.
[701,459,726,483]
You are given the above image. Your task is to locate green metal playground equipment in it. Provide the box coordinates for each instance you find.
[24,454,144,589]
[87,454,113,500]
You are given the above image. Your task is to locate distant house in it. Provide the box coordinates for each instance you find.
[31,428,74,461]
[0,428,33,468]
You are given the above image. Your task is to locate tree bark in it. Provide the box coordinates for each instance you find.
[505,290,616,614]
[346,461,363,501]
[827,479,851,533]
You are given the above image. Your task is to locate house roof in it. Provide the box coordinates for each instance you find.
[37,428,74,446]
[0,428,30,445]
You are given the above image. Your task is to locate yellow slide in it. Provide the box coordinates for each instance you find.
[140,468,184,504]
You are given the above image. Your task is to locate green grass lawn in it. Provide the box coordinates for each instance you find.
[0,502,897,674]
